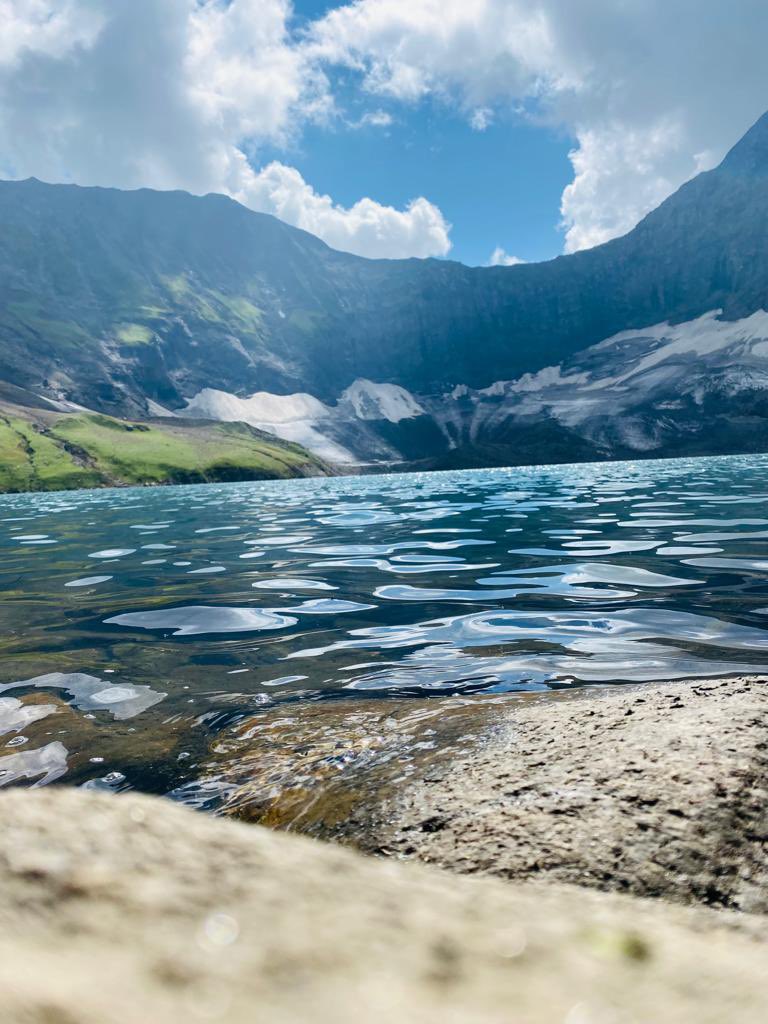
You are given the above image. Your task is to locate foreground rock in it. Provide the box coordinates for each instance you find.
[363,677,768,912]
[0,788,766,1024]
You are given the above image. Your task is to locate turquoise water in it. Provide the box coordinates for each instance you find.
[2,454,768,799]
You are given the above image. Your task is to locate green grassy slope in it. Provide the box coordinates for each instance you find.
[0,410,329,493]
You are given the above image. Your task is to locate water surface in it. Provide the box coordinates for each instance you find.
[2,455,768,807]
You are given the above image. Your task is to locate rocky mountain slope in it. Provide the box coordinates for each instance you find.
[2,112,768,469]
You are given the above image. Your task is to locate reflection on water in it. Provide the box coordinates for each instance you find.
[0,672,165,719]
[1,454,768,811]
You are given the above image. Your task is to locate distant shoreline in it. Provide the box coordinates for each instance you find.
[5,443,768,496]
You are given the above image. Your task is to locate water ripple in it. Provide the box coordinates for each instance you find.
[1,453,768,795]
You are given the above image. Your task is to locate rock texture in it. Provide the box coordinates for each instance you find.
[0,787,767,1024]
[364,677,768,912]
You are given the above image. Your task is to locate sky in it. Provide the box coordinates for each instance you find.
[1,1,767,266]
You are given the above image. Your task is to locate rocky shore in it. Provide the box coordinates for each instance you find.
[0,675,766,1022]
[1,786,766,1024]
[361,675,768,912]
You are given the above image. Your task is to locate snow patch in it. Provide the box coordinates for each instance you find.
[177,311,768,465]
[477,380,510,397]
[340,379,424,423]
[184,388,329,425]
[598,309,768,385]
[508,366,590,393]
[471,309,768,446]
[181,388,355,464]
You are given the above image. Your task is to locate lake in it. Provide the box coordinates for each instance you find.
[2,454,768,815]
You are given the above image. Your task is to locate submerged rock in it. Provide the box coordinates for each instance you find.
[172,695,496,836]
[177,675,768,917]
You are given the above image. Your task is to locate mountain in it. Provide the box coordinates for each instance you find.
[2,111,768,470]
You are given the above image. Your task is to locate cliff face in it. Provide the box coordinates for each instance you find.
[1,112,768,467]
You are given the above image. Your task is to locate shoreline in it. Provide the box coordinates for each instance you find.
[4,445,767,496]
[1,674,766,1021]
[194,673,768,915]
[357,674,768,912]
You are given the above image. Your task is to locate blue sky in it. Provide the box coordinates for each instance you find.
[286,0,575,265]
[292,0,343,19]
[261,90,574,265]
[1,1,766,266]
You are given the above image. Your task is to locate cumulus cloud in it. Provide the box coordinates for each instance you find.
[307,0,557,104]
[354,109,394,128]
[0,0,306,194]
[308,0,768,251]
[2,0,766,260]
[488,248,526,267]
[0,0,450,259]
[0,0,102,66]
[559,121,686,252]
[234,161,451,258]
[188,0,328,145]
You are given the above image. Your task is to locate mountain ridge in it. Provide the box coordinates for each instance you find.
[2,111,768,470]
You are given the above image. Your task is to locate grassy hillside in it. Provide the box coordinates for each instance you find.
[0,407,330,493]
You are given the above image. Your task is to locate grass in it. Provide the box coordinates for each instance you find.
[0,418,100,491]
[53,415,312,484]
[10,419,101,489]
[0,411,325,493]
[288,309,326,332]
[115,323,154,346]
[211,293,263,328]
[0,420,34,490]
[161,273,192,301]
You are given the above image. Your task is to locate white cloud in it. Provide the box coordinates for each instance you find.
[470,107,493,132]
[187,0,333,146]
[355,109,394,128]
[307,0,558,104]
[2,0,767,261]
[309,0,768,252]
[233,160,451,259]
[0,0,451,259]
[488,247,526,267]
[0,0,102,66]
[0,0,308,194]
[559,121,685,252]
